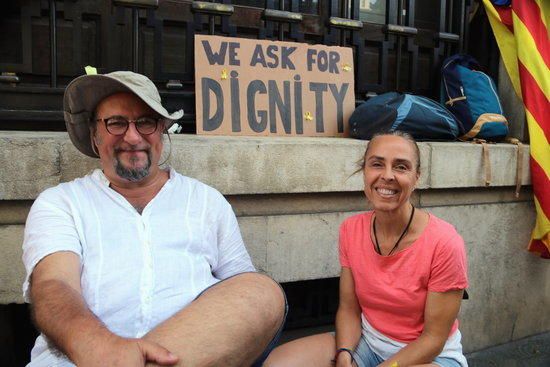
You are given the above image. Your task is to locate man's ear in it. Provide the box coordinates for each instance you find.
[89,127,101,156]
[89,127,97,144]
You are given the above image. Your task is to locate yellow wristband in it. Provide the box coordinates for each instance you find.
[390,362,399,367]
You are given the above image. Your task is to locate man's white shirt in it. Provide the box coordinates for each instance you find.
[22,168,255,366]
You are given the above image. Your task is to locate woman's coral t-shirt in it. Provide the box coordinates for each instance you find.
[339,211,469,343]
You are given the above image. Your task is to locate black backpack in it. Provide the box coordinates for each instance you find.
[349,92,460,141]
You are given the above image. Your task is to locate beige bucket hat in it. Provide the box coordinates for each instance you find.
[63,71,184,158]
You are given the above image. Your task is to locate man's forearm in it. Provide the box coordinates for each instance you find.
[31,278,115,363]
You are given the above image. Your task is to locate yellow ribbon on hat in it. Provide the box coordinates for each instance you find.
[85,66,98,75]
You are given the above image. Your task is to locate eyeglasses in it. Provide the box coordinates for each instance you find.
[96,116,162,136]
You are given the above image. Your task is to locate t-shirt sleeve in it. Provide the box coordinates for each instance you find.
[428,231,468,292]
[22,188,83,302]
[339,220,351,268]
[211,194,255,280]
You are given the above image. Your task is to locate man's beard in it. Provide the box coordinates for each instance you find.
[114,150,152,182]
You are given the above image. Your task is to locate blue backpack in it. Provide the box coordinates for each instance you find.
[349,92,460,141]
[441,54,508,141]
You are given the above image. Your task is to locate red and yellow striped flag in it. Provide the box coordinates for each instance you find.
[483,0,549,258]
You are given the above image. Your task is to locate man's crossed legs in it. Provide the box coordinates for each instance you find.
[144,272,287,366]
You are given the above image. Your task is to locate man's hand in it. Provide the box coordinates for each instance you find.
[76,335,178,367]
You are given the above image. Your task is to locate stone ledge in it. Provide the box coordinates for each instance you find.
[0,132,531,200]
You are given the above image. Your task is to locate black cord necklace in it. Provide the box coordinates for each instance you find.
[373,205,416,256]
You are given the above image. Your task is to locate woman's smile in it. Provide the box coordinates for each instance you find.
[375,187,399,197]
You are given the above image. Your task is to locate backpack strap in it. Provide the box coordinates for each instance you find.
[505,137,524,198]
[445,96,467,106]
[472,138,492,186]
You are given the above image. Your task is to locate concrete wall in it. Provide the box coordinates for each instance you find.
[498,57,527,141]
[1,131,547,354]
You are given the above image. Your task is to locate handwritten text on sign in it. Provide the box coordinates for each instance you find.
[195,35,354,137]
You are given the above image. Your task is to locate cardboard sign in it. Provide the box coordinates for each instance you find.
[195,35,354,137]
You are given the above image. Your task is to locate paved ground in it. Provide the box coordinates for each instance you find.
[466,332,550,367]
[280,328,550,366]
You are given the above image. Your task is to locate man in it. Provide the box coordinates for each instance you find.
[22,71,286,366]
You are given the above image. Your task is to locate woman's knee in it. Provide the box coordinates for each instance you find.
[264,333,336,367]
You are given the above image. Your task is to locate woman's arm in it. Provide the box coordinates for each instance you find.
[378,289,464,367]
[335,267,363,367]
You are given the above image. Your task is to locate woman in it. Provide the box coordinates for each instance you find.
[265,131,468,367]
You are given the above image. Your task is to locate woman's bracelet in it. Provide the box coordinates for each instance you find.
[332,348,356,365]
